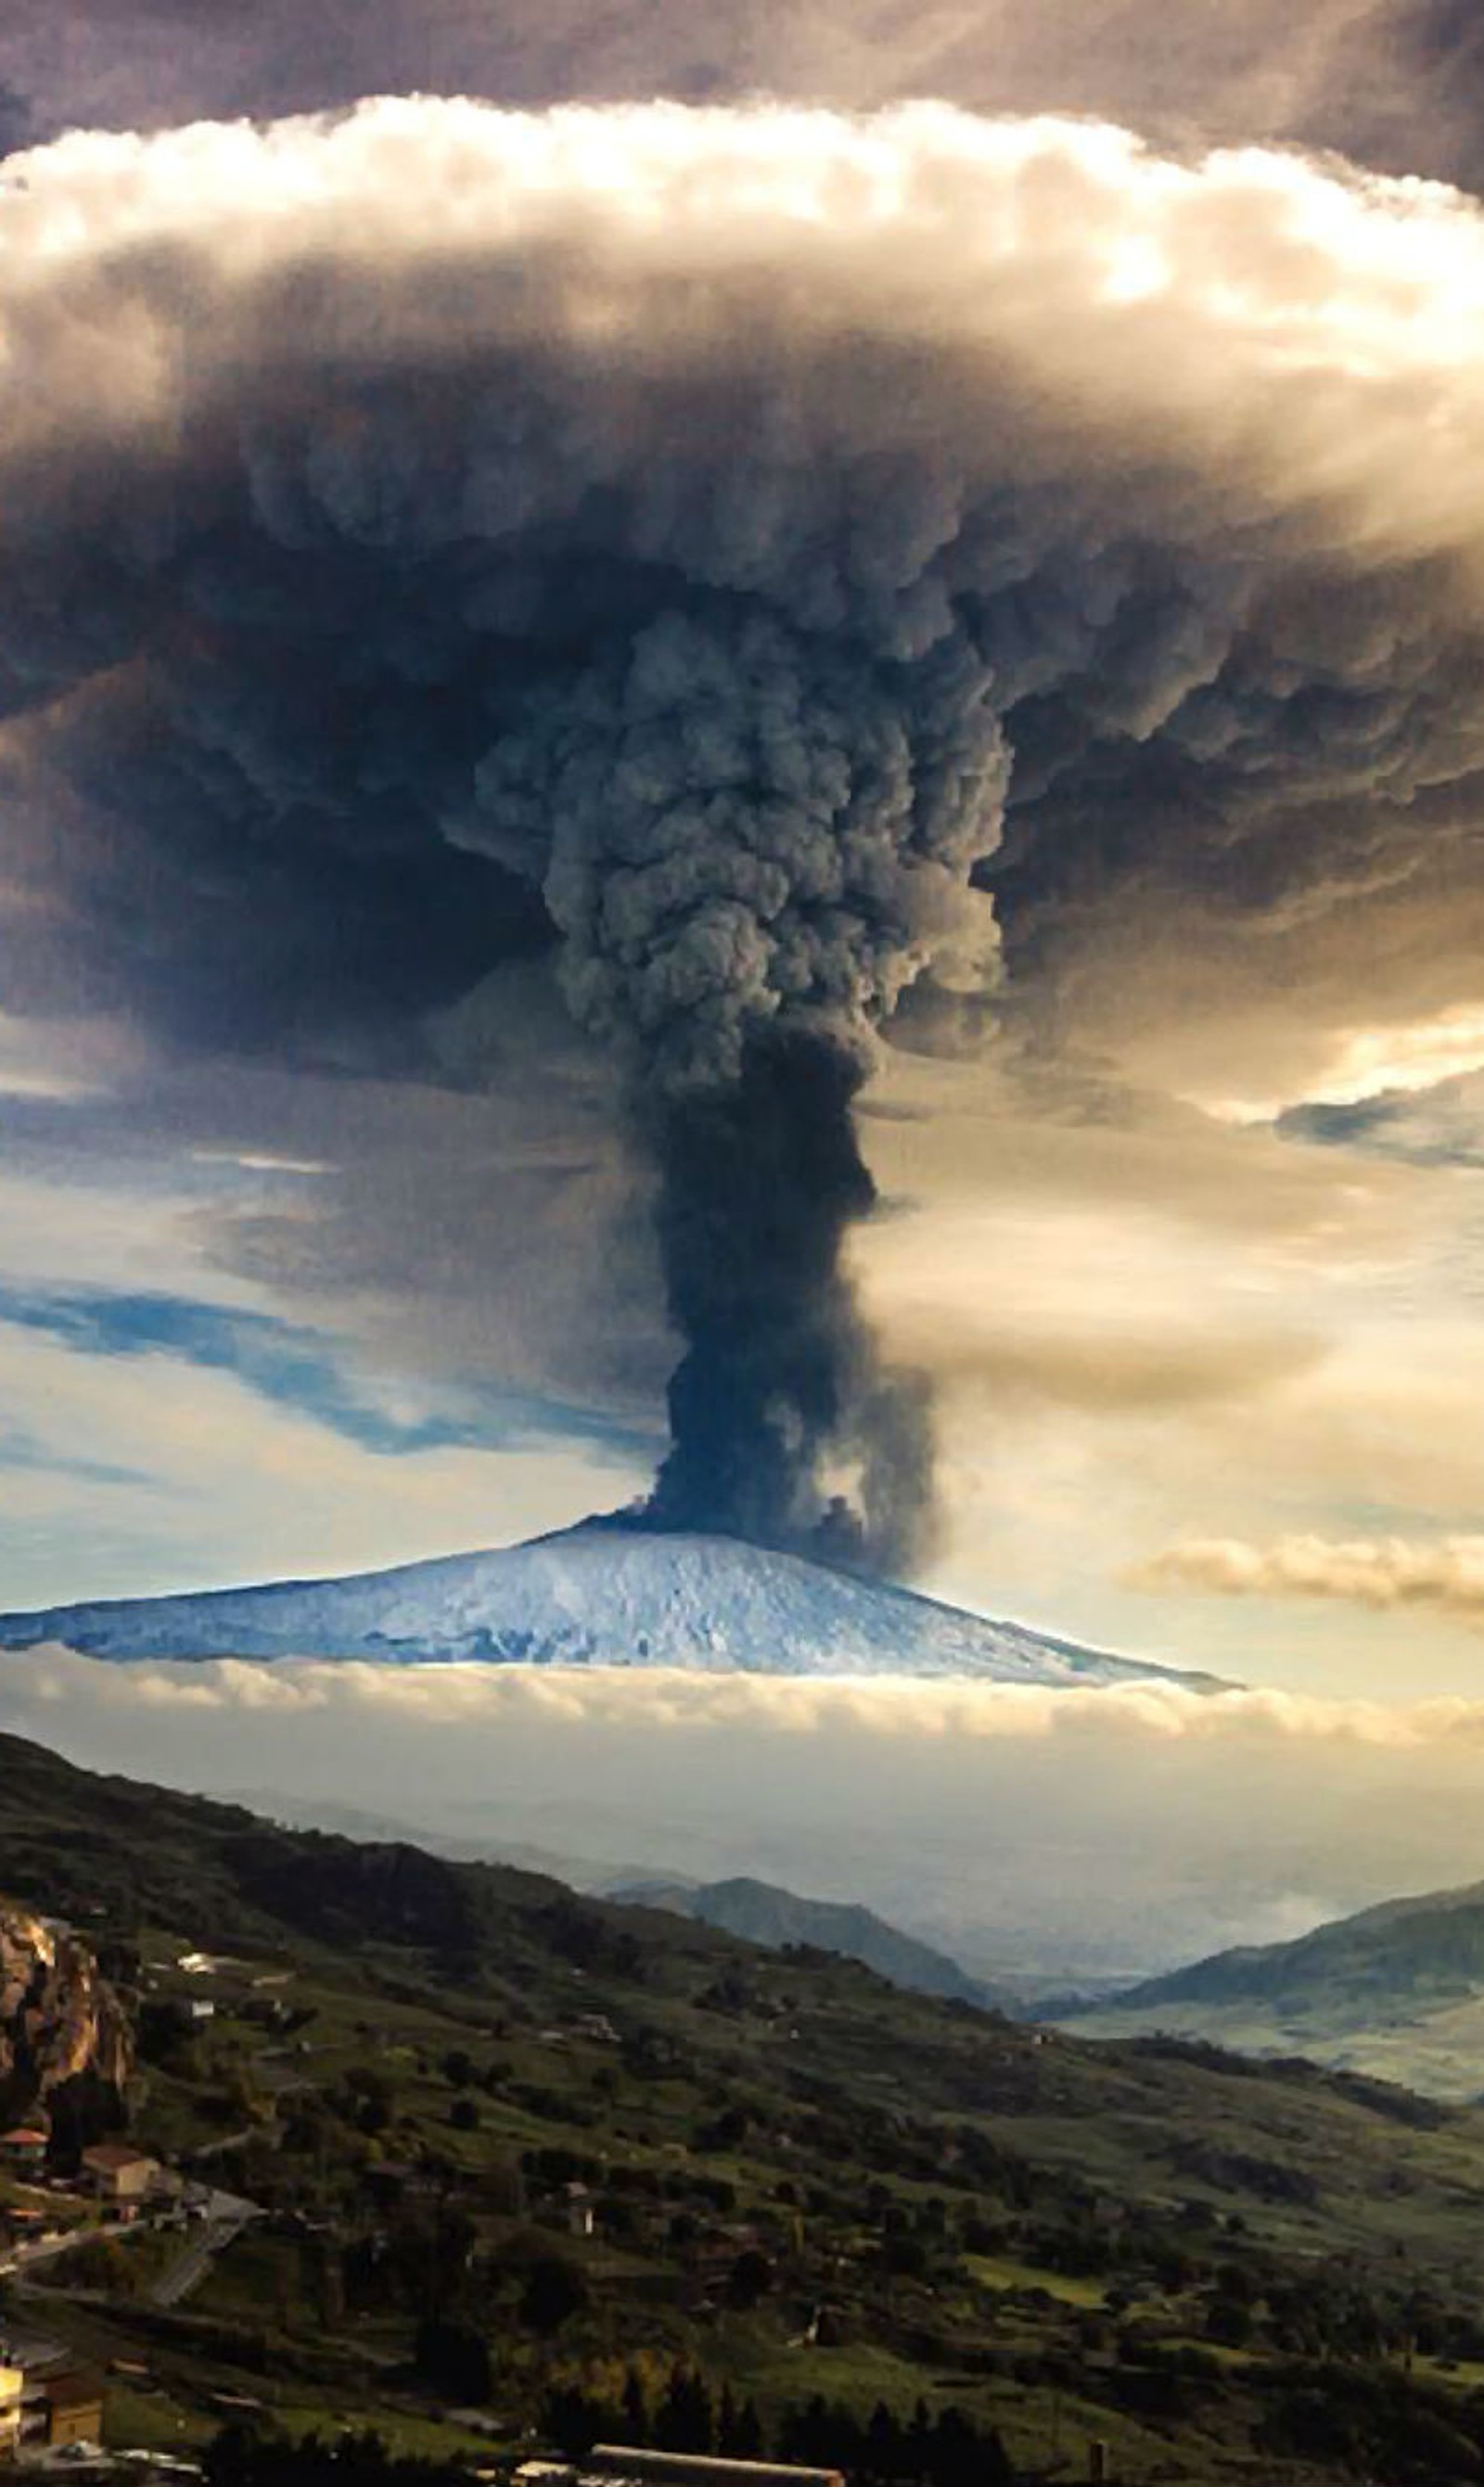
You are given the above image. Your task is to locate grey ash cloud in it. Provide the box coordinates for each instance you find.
[0,84,31,160]
[1277,1074,1484,1170]
[14,2,1484,187]
[646,1036,937,1570]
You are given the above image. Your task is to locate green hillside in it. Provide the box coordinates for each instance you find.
[1059,1878,1484,2098]
[10,1730,1484,2483]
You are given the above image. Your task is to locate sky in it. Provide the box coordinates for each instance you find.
[7,0,1484,1728]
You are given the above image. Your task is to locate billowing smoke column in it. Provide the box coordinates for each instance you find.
[649,1039,886,1554]
[469,605,1005,1562]
[649,1033,935,1568]
[6,101,1484,1568]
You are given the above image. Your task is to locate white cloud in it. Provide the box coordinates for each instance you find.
[12,1644,1484,1750]
[1214,1008,1484,1126]
[1129,1531,1484,1630]
[8,98,1484,577]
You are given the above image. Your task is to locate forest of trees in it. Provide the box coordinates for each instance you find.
[540,2368,1014,2487]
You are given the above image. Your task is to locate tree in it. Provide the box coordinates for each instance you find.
[340,2066,395,2137]
[544,2386,609,2458]
[726,2248,775,2311]
[928,2406,985,2487]
[881,2234,929,2281]
[716,2387,742,2455]
[866,2402,905,2479]
[412,2316,492,2405]
[1207,2297,1253,2349]
[710,2387,770,2467]
[367,2202,477,2320]
[621,2369,649,2442]
[780,2396,839,2468]
[67,2235,140,2301]
[656,2365,713,2454]
[520,2253,589,2338]
[695,2103,749,2153]
[732,2400,766,2460]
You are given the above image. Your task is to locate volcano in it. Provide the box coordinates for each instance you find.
[0,1520,1226,1687]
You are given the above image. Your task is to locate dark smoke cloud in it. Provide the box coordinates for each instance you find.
[455,603,1003,1563]
[0,85,31,160]
[647,1035,936,1570]
[6,103,1484,1568]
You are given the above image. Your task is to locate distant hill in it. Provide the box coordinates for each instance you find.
[235,1807,1017,2006]
[608,1873,1004,2006]
[1057,1874,1484,2097]
[226,1787,659,1893]
[0,1518,1227,1689]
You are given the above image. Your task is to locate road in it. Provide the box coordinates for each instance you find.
[0,2224,98,2281]
[0,2186,259,2307]
[149,2190,259,2309]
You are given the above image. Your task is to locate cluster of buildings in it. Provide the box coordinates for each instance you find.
[0,2133,165,2266]
[3,2126,159,2179]
[0,2336,104,2464]
[0,2132,184,2464]
[0,2133,161,2205]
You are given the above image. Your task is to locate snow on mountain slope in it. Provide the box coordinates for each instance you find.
[0,1519,1228,1688]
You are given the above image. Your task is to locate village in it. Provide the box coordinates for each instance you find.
[0,1889,1107,2485]
[0,1935,280,2475]
[0,1917,866,2481]
[0,2116,237,2478]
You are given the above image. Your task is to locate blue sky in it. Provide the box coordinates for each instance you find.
[0,1118,655,1606]
[0,1283,653,1465]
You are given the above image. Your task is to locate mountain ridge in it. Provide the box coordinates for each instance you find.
[606,1870,1006,2007]
[1057,1868,1484,2097]
[0,1519,1228,1688]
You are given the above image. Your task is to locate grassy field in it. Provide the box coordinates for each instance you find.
[962,2253,1110,2309]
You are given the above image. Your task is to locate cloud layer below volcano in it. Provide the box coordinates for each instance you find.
[11,1647,1484,1981]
